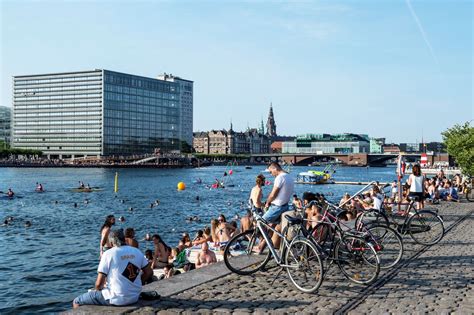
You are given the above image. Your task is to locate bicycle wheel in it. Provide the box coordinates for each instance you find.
[466,186,474,202]
[407,210,445,245]
[355,209,389,229]
[284,237,324,293]
[223,229,271,275]
[335,235,380,285]
[365,225,403,269]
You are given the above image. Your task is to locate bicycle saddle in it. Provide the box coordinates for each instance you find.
[285,214,303,226]
[408,195,421,201]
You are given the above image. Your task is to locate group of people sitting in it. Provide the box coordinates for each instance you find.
[96,210,255,286]
[424,170,465,202]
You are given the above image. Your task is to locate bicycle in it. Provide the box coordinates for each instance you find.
[283,204,382,285]
[223,208,324,293]
[320,200,403,270]
[352,181,445,246]
[460,176,474,202]
[359,196,445,246]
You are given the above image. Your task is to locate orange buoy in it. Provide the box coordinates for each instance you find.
[177,182,186,190]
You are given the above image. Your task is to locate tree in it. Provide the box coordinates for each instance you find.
[442,122,474,176]
[180,141,194,154]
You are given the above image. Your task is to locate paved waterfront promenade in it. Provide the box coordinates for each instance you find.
[67,202,473,315]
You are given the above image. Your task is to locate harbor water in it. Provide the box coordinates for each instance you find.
[0,165,397,314]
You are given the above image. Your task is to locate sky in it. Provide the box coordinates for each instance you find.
[0,0,472,143]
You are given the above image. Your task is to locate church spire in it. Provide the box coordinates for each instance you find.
[266,103,276,137]
[259,117,265,135]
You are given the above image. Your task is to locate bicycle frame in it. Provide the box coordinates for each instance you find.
[252,212,294,266]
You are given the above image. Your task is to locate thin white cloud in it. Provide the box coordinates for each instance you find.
[406,0,439,65]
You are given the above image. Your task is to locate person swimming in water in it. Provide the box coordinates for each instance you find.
[35,182,44,192]
[24,221,32,228]
[7,188,14,197]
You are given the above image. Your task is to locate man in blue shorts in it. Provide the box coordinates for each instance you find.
[261,162,294,249]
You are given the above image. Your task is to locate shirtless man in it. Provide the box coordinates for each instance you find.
[196,242,217,269]
[240,209,253,233]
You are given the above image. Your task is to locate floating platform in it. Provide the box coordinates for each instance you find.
[333,181,389,186]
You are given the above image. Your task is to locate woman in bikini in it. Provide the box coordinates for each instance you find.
[216,214,236,246]
[250,174,265,211]
[210,219,219,243]
[151,234,172,269]
[99,215,115,258]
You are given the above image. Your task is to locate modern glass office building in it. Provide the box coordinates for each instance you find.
[12,70,193,158]
[0,106,12,145]
[282,133,370,154]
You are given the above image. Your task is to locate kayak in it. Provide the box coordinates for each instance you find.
[70,187,103,193]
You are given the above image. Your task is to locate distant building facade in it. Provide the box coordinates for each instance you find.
[12,70,192,158]
[282,134,370,154]
[157,73,193,147]
[423,142,446,153]
[0,106,12,145]
[399,143,420,153]
[193,128,271,154]
[382,144,400,154]
[370,138,385,153]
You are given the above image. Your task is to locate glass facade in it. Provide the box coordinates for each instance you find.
[157,74,193,146]
[12,69,189,157]
[12,70,103,157]
[0,106,12,145]
[103,70,181,155]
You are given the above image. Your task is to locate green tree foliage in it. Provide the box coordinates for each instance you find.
[180,141,194,153]
[442,122,474,176]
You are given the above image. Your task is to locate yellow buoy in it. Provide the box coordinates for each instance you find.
[114,172,118,193]
[177,182,186,191]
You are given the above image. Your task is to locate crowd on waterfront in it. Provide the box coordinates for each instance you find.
[2,161,465,309]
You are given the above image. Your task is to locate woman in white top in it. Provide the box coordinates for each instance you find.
[406,164,425,209]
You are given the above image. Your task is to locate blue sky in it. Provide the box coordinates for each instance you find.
[1,0,472,143]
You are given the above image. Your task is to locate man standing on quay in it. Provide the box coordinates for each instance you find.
[263,162,294,249]
[73,229,152,308]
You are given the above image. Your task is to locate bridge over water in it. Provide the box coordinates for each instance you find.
[248,152,450,167]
